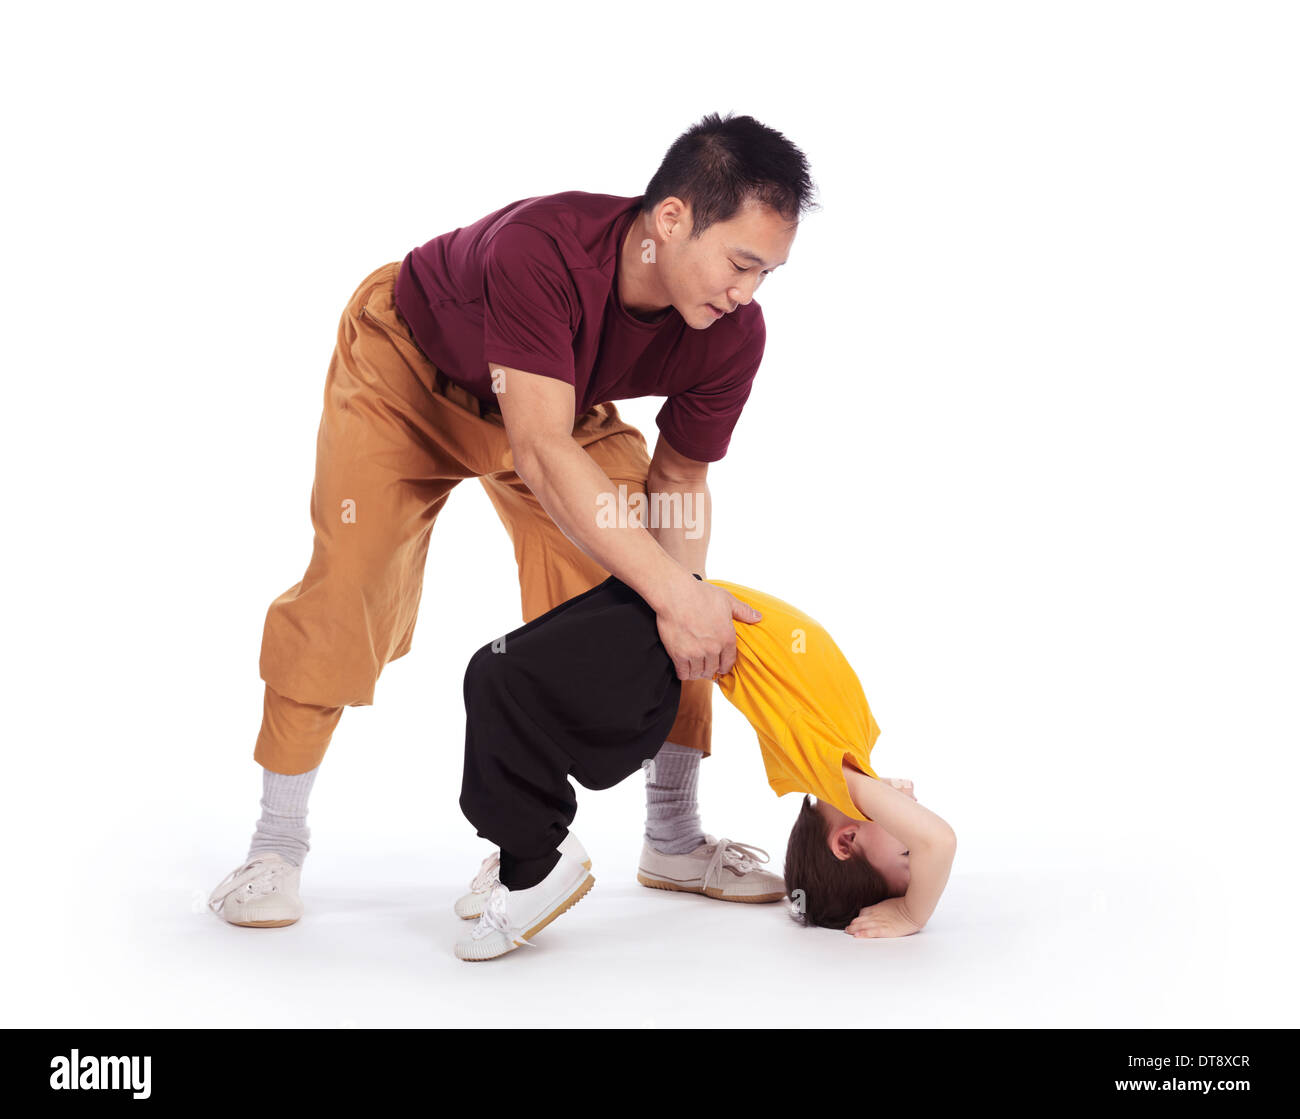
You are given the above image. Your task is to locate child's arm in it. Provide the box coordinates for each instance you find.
[842,760,956,934]
[841,760,952,851]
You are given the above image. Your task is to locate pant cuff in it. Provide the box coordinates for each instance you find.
[499,847,562,891]
[252,683,342,775]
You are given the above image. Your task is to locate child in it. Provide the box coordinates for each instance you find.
[454,573,956,960]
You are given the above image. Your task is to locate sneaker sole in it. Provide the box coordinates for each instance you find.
[222,915,300,928]
[456,858,592,920]
[461,872,595,962]
[636,872,785,904]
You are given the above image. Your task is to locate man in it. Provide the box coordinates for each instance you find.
[208,111,815,927]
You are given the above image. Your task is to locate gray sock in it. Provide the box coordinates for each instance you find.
[644,740,707,855]
[246,765,319,868]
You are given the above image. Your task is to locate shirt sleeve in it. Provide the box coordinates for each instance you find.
[481,221,579,385]
[654,305,765,462]
[774,705,879,822]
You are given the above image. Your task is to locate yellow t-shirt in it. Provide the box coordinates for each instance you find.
[705,578,881,822]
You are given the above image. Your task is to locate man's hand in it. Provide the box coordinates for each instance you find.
[845,897,923,939]
[654,572,761,680]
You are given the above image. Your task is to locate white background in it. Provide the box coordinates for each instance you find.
[2,1,1296,1028]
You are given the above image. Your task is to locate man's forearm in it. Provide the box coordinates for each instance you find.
[646,469,711,579]
[516,436,687,612]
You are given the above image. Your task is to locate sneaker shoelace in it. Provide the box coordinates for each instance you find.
[702,838,771,890]
[207,858,288,915]
[468,850,501,895]
[470,883,537,947]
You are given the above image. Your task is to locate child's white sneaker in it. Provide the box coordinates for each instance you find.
[455,850,594,961]
[454,832,591,919]
[207,852,303,927]
[637,835,785,902]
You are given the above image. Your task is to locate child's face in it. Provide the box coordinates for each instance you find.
[824,807,912,895]
[856,821,911,896]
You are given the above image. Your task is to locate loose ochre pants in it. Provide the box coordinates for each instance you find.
[254,262,712,775]
[460,575,700,890]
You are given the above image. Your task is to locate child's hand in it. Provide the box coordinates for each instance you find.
[846,897,922,939]
[883,777,916,801]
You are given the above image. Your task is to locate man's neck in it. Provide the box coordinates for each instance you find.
[619,210,672,322]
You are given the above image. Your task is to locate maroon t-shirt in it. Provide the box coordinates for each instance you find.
[394,191,765,463]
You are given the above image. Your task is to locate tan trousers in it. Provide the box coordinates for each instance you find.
[253,262,712,775]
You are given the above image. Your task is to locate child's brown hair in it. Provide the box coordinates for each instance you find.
[783,795,892,929]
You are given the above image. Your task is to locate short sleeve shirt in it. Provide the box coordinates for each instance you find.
[394,191,765,462]
[706,578,883,821]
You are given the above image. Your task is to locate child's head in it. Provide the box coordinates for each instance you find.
[783,795,911,929]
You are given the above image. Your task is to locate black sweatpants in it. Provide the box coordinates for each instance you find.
[458,574,698,889]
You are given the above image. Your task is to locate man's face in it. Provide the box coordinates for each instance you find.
[653,197,796,329]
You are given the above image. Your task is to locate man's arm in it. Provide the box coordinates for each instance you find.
[842,761,956,929]
[492,364,759,679]
[645,432,712,579]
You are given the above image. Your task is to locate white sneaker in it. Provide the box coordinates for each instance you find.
[637,835,785,903]
[455,849,594,961]
[454,832,590,919]
[207,853,303,927]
